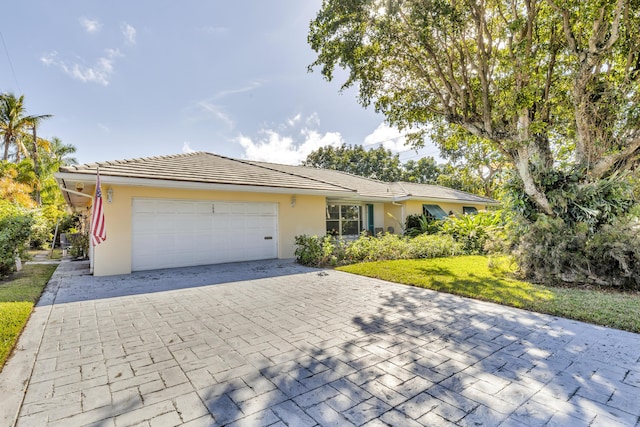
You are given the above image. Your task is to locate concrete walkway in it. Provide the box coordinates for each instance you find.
[1,260,639,426]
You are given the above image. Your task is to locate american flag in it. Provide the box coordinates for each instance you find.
[90,170,106,246]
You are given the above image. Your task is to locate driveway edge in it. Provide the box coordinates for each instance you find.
[0,263,63,427]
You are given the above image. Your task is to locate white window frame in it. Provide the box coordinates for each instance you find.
[326,204,364,237]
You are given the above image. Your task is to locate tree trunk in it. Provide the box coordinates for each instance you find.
[32,126,41,205]
[514,146,554,216]
[2,134,9,161]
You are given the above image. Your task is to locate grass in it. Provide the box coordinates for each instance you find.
[0,264,57,371]
[26,249,62,260]
[338,255,640,333]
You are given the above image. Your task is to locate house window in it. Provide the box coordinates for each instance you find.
[422,204,448,220]
[463,206,478,215]
[326,204,363,236]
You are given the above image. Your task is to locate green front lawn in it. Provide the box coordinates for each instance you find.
[338,255,640,333]
[0,264,57,371]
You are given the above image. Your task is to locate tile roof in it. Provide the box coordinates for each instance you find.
[59,152,497,204]
[248,160,497,204]
[58,152,354,194]
[392,181,496,204]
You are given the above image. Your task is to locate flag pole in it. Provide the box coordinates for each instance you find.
[89,166,107,274]
[89,167,98,274]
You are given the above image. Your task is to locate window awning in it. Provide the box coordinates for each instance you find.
[423,204,448,219]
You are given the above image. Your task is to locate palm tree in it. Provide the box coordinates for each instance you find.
[47,137,77,166]
[38,137,78,206]
[0,93,52,162]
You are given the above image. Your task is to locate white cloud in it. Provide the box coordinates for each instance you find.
[185,82,263,129]
[195,101,234,129]
[80,17,101,33]
[236,114,344,165]
[97,123,110,132]
[121,23,137,45]
[41,49,122,86]
[287,113,301,127]
[182,142,196,153]
[363,122,409,152]
[213,81,262,100]
[305,113,321,128]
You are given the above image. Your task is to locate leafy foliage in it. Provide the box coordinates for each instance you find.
[404,214,443,237]
[303,143,501,197]
[308,0,640,285]
[400,157,440,184]
[440,211,506,255]
[0,211,34,276]
[295,232,463,266]
[303,143,402,182]
[515,215,640,290]
[294,235,347,267]
[345,233,411,262]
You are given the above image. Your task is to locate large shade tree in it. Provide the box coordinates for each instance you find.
[309,0,640,286]
[309,0,640,214]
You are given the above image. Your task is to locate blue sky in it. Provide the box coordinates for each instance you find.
[1,1,439,165]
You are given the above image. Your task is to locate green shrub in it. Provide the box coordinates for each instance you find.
[29,205,69,249]
[404,214,443,237]
[515,216,585,284]
[440,211,505,254]
[294,235,347,267]
[407,234,463,258]
[294,235,323,266]
[321,235,348,266]
[68,233,89,259]
[584,219,640,290]
[29,210,51,249]
[0,213,34,276]
[296,233,412,266]
[514,215,640,290]
[346,233,410,262]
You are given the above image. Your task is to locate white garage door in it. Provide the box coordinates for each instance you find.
[132,199,278,271]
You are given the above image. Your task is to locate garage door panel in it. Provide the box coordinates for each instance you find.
[132,199,278,271]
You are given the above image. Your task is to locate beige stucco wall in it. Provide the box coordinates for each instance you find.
[93,185,326,276]
[372,203,385,231]
[378,200,489,235]
[383,203,405,234]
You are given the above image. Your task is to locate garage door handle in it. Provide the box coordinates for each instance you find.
[264,236,273,240]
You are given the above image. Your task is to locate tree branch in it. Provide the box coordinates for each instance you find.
[591,136,640,178]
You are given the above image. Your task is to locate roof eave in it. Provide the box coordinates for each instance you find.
[55,172,354,199]
[402,195,499,205]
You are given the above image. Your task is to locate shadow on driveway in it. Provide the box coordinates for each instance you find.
[16,261,640,426]
[46,259,315,304]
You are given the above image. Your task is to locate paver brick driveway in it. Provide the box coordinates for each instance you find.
[2,260,639,426]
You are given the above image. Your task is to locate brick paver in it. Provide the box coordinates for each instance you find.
[1,259,639,426]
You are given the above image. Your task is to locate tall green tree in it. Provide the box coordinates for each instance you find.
[309,0,640,215]
[309,0,640,286]
[401,157,440,184]
[0,93,52,162]
[38,137,77,205]
[303,143,403,181]
[47,137,78,167]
